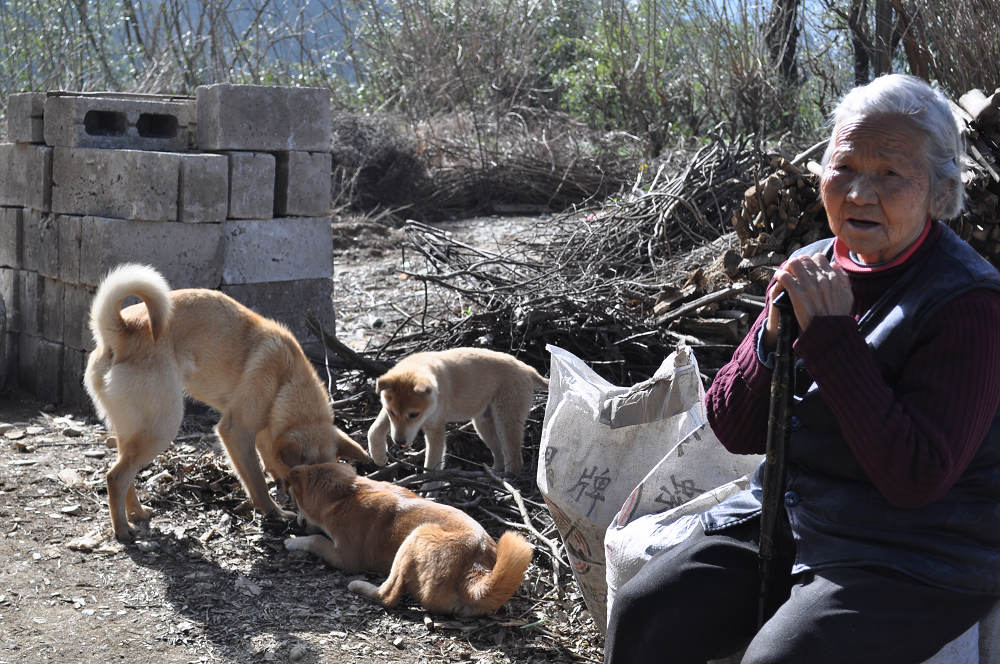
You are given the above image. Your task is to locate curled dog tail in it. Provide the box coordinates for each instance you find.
[89,264,172,354]
[465,531,533,615]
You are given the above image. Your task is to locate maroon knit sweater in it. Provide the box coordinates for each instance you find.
[705,223,1000,508]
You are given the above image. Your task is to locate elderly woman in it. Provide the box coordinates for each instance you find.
[605,74,1000,664]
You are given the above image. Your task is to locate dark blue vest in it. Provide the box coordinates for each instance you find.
[702,222,1000,595]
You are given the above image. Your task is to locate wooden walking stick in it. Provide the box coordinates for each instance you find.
[757,291,796,628]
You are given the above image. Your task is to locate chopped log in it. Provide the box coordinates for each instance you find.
[655,284,747,326]
[675,317,743,344]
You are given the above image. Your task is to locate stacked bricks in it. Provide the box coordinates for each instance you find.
[0,85,335,406]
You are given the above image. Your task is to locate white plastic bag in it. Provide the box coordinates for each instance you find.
[537,343,762,631]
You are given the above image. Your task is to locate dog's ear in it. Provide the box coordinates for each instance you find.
[413,377,436,395]
[286,464,309,498]
[375,375,393,394]
[313,462,358,499]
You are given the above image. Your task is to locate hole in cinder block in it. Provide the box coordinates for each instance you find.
[84,110,127,136]
[136,113,178,139]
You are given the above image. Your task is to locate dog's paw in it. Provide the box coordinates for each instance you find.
[284,535,314,553]
[284,536,304,552]
[347,579,378,598]
[112,525,138,544]
[270,507,297,521]
[126,506,153,521]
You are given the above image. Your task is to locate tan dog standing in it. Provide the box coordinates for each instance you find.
[367,348,547,473]
[283,462,532,616]
[84,264,368,541]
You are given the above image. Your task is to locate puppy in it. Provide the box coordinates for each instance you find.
[283,462,532,616]
[84,264,369,542]
[367,348,547,473]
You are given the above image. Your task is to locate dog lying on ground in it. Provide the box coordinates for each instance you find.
[283,461,532,616]
[84,264,369,542]
[367,348,547,473]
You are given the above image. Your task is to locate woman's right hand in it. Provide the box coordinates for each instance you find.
[762,253,853,351]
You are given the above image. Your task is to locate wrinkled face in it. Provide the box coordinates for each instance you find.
[821,114,932,264]
[378,377,437,445]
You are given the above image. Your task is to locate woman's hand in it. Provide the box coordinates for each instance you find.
[762,253,854,350]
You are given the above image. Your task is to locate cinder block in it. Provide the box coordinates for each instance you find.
[43,92,195,151]
[40,276,64,343]
[196,85,331,151]
[0,331,14,391]
[79,216,225,289]
[221,277,334,357]
[22,211,59,278]
[0,143,52,211]
[62,283,94,351]
[7,92,46,144]
[58,214,82,283]
[52,147,179,221]
[18,270,41,335]
[227,152,275,219]
[61,346,91,408]
[17,334,63,403]
[274,151,333,217]
[179,153,228,222]
[222,217,333,285]
[0,207,23,269]
[0,268,19,332]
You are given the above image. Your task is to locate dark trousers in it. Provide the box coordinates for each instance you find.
[604,519,996,664]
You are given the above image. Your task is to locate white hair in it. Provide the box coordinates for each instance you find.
[822,74,966,220]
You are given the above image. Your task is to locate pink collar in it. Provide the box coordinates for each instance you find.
[834,219,933,273]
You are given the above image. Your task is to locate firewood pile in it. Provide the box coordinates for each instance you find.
[951,87,1000,264]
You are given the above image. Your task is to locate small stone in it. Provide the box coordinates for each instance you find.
[5,429,25,440]
[176,621,195,633]
[57,469,85,489]
[14,441,36,453]
[289,644,308,661]
[67,534,101,552]
[25,426,45,435]
[0,423,14,434]
[135,540,159,553]
[62,427,83,438]
[235,575,262,596]
[392,636,405,649]
[83,449,106,459]
[60,504,82,515]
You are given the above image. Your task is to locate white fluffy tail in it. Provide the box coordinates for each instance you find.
[89,264,172,352]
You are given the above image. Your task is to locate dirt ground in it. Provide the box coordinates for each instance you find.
[0,215,604,664]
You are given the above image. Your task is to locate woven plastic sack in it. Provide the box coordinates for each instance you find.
[604,476,753,625]
[537,343,762,631]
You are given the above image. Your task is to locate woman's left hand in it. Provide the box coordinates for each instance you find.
[763,253,854,348]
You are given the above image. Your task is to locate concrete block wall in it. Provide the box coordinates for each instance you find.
[1,85,336,406]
